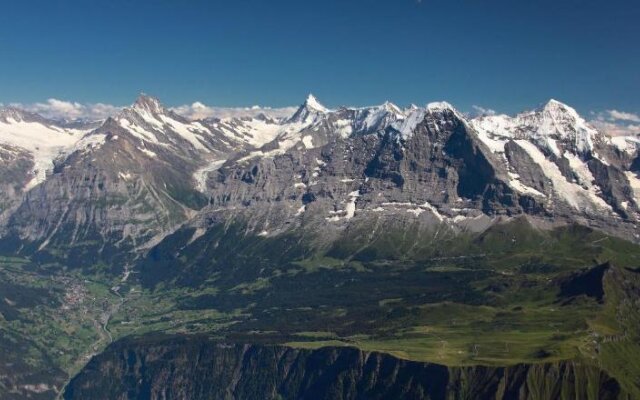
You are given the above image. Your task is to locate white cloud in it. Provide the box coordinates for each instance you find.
[170,102,297,120]
[588,109,640,137]
[590,120,640,137]
[470,105,496,117]
[3,98,298,122]
[607,109,640,123]
[8,98,123,121]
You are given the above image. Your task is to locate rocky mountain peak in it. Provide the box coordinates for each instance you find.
[527,99,601,155]
[537,99,585,125]
[303,94,328,112]
[381,101,403,115]
[288,94,330,123]
[541,98,573,112]
[470,99,602,157]
[132,94,165,114]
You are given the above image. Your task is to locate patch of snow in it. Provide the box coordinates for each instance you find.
[302,135,314,148]
[420,201,445,221]
[334,119,354,138]
[193,159,226,192]
[326,190,360,221]
[625,171,640,206]
[140,148,157,158]
[0,118,88,189]
[391,108,426,139]
[406,208,424,216]
[514,140,611,212]
[345,190,360,219]
[118,118,158,142]
[611,136,640,154]
[159,115,208,150]
[474,127,509,153]
[507,172,544,197]
[74,133,107,152]
[380,201,445,221]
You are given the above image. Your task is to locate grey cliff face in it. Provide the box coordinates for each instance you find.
[195,101,637,243]
[0,144,34,224]
[0,95,639,265]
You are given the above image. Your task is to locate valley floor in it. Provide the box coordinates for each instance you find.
[1,223,640,399]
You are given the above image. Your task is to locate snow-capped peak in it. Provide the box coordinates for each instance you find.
[531,99,601,155]
[543,98,570,110]
[426,101,456,111]
[304,94,329,113]
[133,94,164,114]
[471,98,602,158]
[539,99,583,121]
[288,94,330,123]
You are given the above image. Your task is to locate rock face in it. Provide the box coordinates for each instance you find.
[64,337,621,400]
[0,144,33,222]
[0,96,244,263]
[1,95,639,267]
[471,101,640,226]
[192,99,639,246]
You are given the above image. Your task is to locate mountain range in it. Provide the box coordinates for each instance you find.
[1,94,639,259]
[2,94,640,399]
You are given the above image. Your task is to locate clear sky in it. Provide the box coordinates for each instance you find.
[0,0,638,115]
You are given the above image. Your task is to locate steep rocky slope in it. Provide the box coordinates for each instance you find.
[185,98,640,255]
[0,108,94,226]
[0,96,258,266]
[64,338,622,400]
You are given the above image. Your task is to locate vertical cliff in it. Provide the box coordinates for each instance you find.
[64,337,622,400]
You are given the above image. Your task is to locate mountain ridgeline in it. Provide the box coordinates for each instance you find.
[0,95,638,268]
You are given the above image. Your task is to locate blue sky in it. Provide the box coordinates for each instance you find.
[0,0,638,117]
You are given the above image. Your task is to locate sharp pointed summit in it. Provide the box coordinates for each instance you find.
[539,98,576,115]
[288,94,330,123]
[303,94,328,112]
[133,93,164,114]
